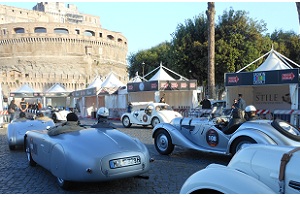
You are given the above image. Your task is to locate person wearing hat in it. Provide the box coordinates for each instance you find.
[48,112,82,136]
[91,107,115,128]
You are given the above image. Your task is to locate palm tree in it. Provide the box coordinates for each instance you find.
[206,2,216,99]
[296,2,300,26]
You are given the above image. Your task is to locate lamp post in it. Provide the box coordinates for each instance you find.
[142,62,145,79]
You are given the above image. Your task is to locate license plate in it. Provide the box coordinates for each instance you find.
[109,156,141,169]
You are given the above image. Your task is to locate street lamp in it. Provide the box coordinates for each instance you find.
[142,62,145,79]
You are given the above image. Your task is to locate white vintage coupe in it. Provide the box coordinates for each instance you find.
[121,102,182,128]
[180,144,300,194]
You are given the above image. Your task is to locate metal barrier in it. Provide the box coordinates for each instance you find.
[0,110,9,122]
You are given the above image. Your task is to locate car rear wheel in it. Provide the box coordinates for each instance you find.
[122,116,132,128]
[151,117,160,128]
[52,114,57,123]
[230,136,256,155]
[25,139,36,166]
[57,177,72,190]
[9,145,15,150]
[154,129,174,155]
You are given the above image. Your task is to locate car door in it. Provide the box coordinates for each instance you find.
[32,133,52,169]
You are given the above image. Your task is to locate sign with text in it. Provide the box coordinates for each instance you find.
[127,80,197,92]
[225,68,299,86]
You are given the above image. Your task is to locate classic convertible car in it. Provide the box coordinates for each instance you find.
[49,106,71,123]
[24,123,152,189]
[121,102,182,128]
[7,117,55,150]
[152,116,300,156]
[180,144,300,194]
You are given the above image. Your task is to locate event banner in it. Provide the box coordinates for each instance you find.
[225,68,299,86]
[127,80,197,92]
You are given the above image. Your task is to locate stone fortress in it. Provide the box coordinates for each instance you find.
[0,2,128,97]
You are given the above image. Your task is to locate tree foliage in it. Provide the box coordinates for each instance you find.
[127,7,300,94]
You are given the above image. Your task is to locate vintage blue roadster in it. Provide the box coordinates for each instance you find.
[152,116,300,156]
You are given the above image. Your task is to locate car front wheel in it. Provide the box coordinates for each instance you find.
[122,116,132,128]
[230,136,256,155]
[151,117,160,128]
[25,139,36,166]
[154,129,174,155]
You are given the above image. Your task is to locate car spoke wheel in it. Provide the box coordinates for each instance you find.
[151,117,160,128]
[25,139,36,166]
[154,129,174,155]
[122,116,132,128]
[52,114,57,123]
[57,177,72,190]
[230,136,256,156]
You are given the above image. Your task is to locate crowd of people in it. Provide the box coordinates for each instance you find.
[7,98,44,122]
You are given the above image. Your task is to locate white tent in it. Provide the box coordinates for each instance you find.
[101,72,125,94]
[225,48,300,114]
[44,83,70,108]
[254,51,292,72]
[15,84,35,93]
[10,83,36,98]
[149,63,175,81]
[46,83,68,94]
[87,76,103,89]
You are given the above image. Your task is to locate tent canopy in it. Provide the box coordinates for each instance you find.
[45,83,70,97]
[144,62,189,81]
[87,76,103,89]
[237,47,300,73]
[100,72,125,94]
[46,83,68,93]
[14,84,35,93]
[10,83,37,97]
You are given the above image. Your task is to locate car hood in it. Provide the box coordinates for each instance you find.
[158,111,182,122]
[53,128,145,155]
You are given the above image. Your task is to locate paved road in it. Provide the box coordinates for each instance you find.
[0,120,231,194]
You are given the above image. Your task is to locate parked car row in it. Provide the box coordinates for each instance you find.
[5,103,300,193]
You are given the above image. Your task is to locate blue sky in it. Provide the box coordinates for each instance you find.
[1,1,299,56]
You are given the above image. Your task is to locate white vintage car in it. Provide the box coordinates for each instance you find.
[121,102,182,128]
[180,144,300,194]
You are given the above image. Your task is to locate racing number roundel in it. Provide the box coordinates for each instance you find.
[143,114,148,122]
[206,129,219,147]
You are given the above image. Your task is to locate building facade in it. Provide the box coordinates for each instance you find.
[0,2,128,97]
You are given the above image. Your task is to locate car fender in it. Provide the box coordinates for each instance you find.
[50,144,67,179]
[180,164,276,194]
[152,123,200,149]
[227,129,277,153]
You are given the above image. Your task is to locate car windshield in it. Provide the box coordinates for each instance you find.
[155,105,173,111]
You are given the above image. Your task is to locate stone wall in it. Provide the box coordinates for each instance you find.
[0,3,128,96]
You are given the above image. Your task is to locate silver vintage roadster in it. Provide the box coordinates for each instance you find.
[152,116,300,156]
[24,112,152,189]
[7,116,55,150]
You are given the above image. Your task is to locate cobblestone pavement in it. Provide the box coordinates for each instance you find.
[0,119,231,194]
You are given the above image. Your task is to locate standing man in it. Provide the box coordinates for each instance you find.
[200,95,211,109]
[19,98,28,113]
[237,93,246,118]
